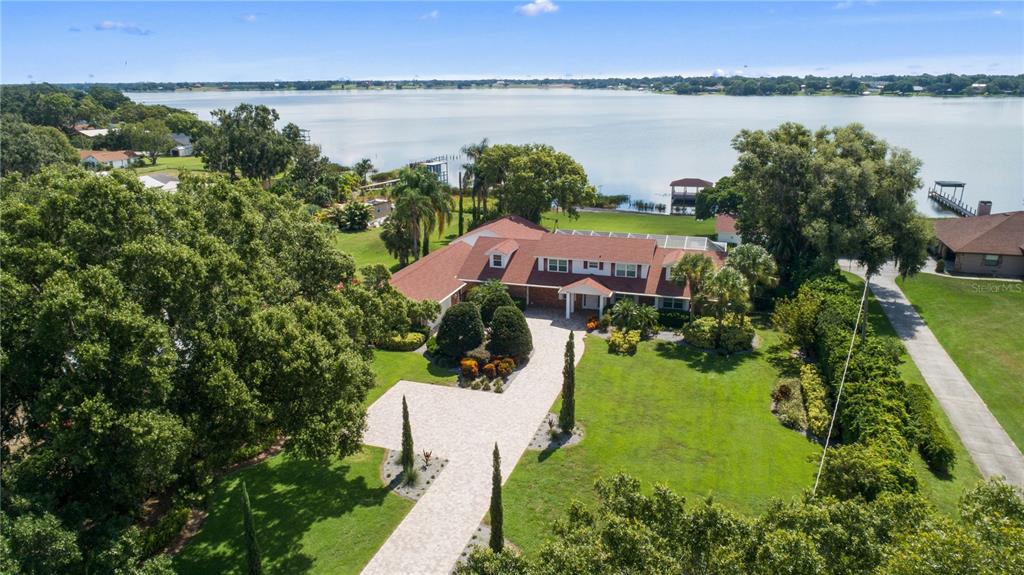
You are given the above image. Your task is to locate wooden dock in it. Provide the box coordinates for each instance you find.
[927,181,976,217]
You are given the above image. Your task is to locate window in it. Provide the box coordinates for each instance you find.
[491,254,504,268]
[660,298,687,311]
[983,254,1002,267]
[584,261,601,270]
[614,263,639,278]
[547,258,569,273]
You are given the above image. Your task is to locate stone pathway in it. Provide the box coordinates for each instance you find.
[844,261,1024,487]
[360,311,586,575]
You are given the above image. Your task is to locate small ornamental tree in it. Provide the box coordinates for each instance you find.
[241,481,263,575]
[488,306,533,359]
[479,290,516,326]
[435,302,485,359]
[559,332,576,433]
[401,396,414,477]
[489,443,504,552]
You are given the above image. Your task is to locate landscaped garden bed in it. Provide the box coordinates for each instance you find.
[526,412,584,451]
[381,449,448,500]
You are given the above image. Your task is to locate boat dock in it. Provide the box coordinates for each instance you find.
[927,180,976,217]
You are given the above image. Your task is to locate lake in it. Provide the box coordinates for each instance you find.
[131,89,1024,216]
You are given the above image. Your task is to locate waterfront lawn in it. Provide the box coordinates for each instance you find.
[173,447,411,575]
[843,273,982,513]
[131,156,207,175]
[897,273,1024,452]
[542,210,714,236]
[502,328,821,554]
[331,228,455,270]
[368,349,457,405]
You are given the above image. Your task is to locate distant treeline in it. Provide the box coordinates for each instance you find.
[35,73,1024,96]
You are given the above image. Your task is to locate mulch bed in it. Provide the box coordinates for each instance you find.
[526,412,584,451]
[380,449,449,501]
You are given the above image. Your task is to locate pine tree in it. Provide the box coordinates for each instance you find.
[240,481,263,575]
[401,395,414,476]
[489,443,504,552]
[559,331,576,433]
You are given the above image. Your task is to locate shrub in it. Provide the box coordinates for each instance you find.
[436,302,485,359]
[479,290,516,325]
[460,358,479,379]
[934,259,945,273]
[482,363,497,379]
[609,299,660,337]
[801,364,831,439]
[379,331,427,351]
[608,329,641,355]
[816,442,918,502]
[599,313,612,331]
[657,310,688,330]
[906,381,957,474]
[141,504,191,556]
[488,306,533,359]
[719,320,755,353]
[681,317,716,349]
[425,336,439,356]
[772,378,807,431]
[586,319,599,331]
[496,358,514,378]
[464,345,492,366]
[511,297,527,312]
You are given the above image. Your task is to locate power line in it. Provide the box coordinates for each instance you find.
[812,277,870,496]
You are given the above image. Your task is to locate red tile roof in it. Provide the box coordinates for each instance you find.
[715,213,737,234]
[486,239,520,255]
[79,150,133,162]
[389,240,472,301]
[934,212,1024,256]
[559,277,614,297]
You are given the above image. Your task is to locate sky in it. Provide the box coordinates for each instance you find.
[2,1,1022,84]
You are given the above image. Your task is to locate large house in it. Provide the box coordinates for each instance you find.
[390,216,727,319]
[933,211,1024,278]
[170,133,194,157]
[715,213,742,245]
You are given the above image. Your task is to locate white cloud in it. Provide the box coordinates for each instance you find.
[94,21,152,36]
[711,68,726,77]
[516,0,559,17]
[420,10,440,21]
[993,9,1003,16]
[834,1,853,9]
[241,14,258,23]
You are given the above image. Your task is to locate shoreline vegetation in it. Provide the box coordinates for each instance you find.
[31,72,1024,97]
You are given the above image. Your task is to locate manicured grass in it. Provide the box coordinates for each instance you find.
[130,156,207,175]
[368,349,457,405]
[173,447,411,575]
[897,273,1024,452]
[330,228,456,271]
[502,328,821,554]
[543,210,714,236]
[843,273,982,514]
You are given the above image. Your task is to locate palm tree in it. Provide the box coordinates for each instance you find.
[670,253,716,321]
[391,167,451,260]
[353,158,375,184]
[725,244,778,325]
[705,267,750,347]
[461,139,489,225]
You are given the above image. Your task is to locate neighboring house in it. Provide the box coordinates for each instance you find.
[138,173,179,192]
[79,150,135,169]
[169,133,194,157]
[669,177,714,215]
[933,211,1024,278]
[715,213,742,245]
[75,128,110,138]
[389,215,728,320]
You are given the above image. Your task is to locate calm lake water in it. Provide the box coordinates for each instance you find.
[132,89,1024,216]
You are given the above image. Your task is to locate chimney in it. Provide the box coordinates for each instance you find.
[977,201,992,216]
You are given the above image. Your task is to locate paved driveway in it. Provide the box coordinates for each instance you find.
[843,261,1024,487]
[360,311,586,575]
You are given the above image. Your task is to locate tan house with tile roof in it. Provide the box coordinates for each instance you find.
[390,215,727,319]
[933,211,1024,278]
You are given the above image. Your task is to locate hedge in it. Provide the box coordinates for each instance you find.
[141,504,191,556]
[657,310,688,329]
[379,332,427,351]
[800,364,831,440]
[906,381,957,475]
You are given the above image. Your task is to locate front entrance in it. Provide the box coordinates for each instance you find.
[581,294,601,310]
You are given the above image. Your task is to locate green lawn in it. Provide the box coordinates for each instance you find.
[897,273,1024,452]
[130,156,207,175]
[367,349,456,405]
[843,273,982,514]
[543,210,714,236]
[173,447,411,575]
[503,328,822,554]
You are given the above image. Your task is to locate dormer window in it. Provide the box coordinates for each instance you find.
[491,254,504,268]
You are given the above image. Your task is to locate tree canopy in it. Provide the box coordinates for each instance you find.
[0,115,78,176]
[730,123,928,282]
[0,168,409,567]
[474,144,596,223]
[198,103,296,185]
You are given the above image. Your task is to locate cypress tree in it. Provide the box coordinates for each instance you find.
[489,443,504,552]
[401,396,414,476]
[240,481,263,575]
[559,331,576,433]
